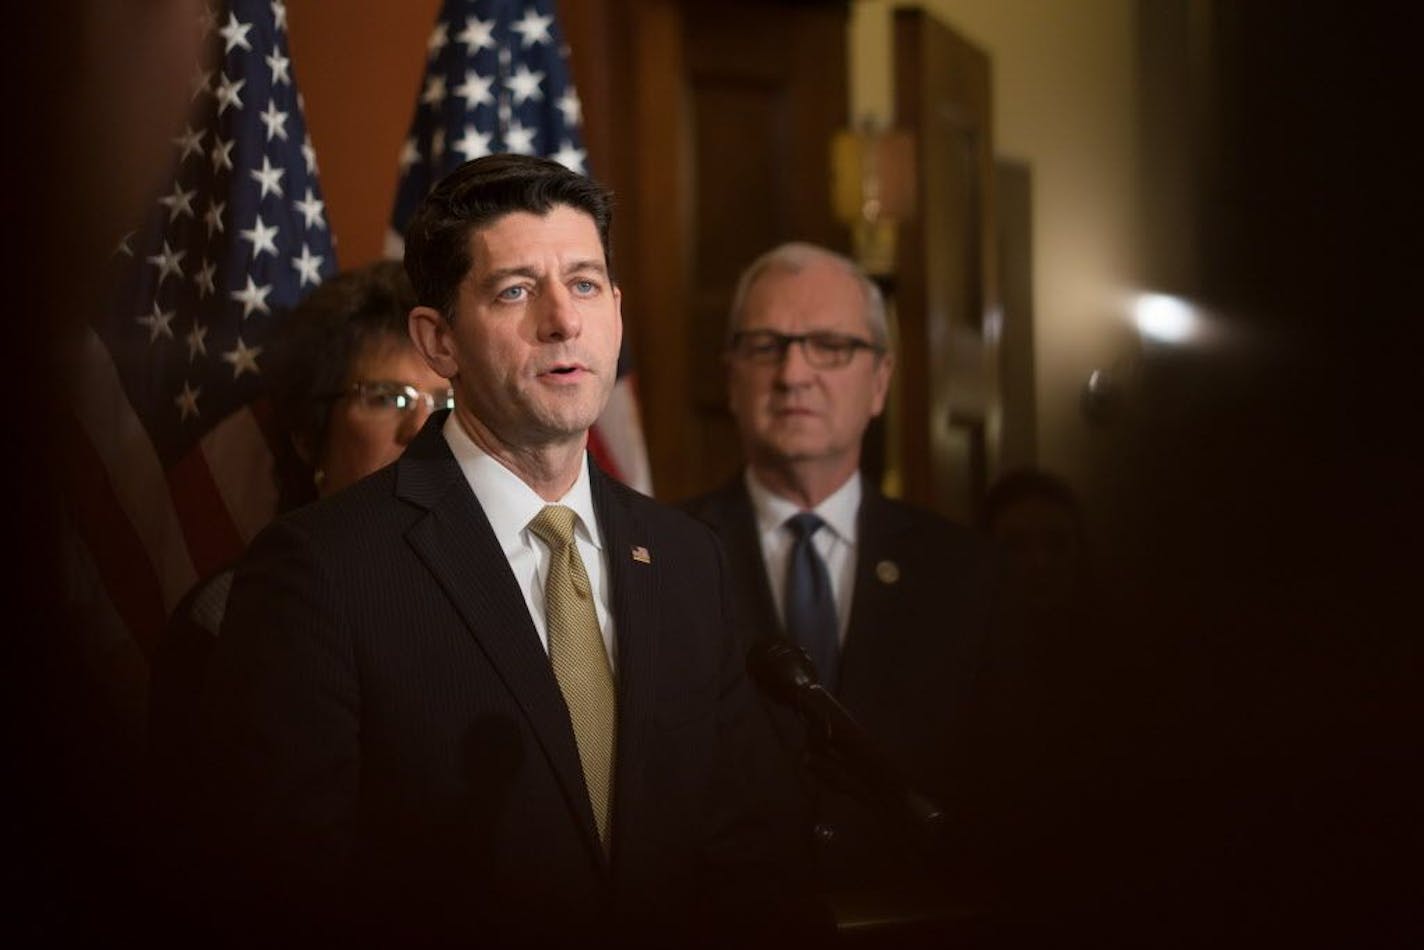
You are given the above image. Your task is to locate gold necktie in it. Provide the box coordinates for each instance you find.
[528,505,617,849]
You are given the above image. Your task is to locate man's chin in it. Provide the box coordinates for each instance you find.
[755,435,832,464]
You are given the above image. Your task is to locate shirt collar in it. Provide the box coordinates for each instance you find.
[443,413,602,551]
[744,468,861,545]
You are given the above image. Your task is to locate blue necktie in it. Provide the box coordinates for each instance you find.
[784,512,839,690]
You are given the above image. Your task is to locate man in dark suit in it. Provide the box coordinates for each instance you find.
[199,156,820,947]
[683,243,1010,925]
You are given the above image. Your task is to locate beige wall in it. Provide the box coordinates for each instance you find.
[850,0,1139,490]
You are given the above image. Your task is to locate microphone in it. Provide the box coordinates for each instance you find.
[746,638,947,837]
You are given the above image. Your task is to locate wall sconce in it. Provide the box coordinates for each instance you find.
[830,119,916,277]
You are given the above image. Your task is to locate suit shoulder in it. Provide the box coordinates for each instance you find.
[614,479,723,542]
[871,494,990,559]
[254,466,406,550]
[676,479,743,528]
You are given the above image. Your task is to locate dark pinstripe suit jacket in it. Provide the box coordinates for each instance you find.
[201,415,804,946]
[682,477,1005,892]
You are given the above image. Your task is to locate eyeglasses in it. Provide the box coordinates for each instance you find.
[338,380,455,414]
[728,330,884,369]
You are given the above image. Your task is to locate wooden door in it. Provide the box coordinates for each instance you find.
[892,9,1000,524]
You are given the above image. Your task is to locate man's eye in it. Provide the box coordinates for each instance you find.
[497,285,527,302]
[572,279,598,295]
[808,335,852,356]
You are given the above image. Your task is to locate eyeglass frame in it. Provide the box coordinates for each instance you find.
[727,329,886,369]
[326,380,456,414]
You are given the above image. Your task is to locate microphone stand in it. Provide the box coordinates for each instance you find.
[747,639,950,858]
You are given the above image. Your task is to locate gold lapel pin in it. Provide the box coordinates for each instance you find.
[875,559,900,584]
[631,545,651,564]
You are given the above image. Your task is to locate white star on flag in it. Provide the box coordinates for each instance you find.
[508,64,545,104]
[550,141,587,175]
[137,302,177,342]
[259,100,290,141]
[293,188,326,230]
[186,322,209,360]
[204,199,226,238]
[211,136,235,173]
[239,214,280,258]
[422,74,448,107]
[220,13,254,54]
[427,22,449,58]
[230,275,273,318]
[158,183,197,223]
[147,240,186,286]
[174,126,206,162]
[222,337,263,379]
[505,120,536,155]
[292,243,325,287]
[459,16,496,53]
[250,155,286,199]
[214,75,246,115]
[194,259,217,298]
[453,126,493,161]
[557,90,581,126]
[266,49,291,85]
[174,382,202,421]
[512,9,554,48]
[455,70,495,106]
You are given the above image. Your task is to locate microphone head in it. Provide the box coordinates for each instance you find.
[746,637,820,708]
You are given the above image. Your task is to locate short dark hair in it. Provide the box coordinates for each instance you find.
[980,467,1084,534]
[402,154,615,319]
[267,259,417,508]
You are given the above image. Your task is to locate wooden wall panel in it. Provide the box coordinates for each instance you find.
[286,2,438,268]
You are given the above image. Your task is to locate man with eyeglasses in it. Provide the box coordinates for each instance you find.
[199,157,824,947]
[684,242,1009,930]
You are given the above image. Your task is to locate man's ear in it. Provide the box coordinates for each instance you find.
[869,348,894,418]
[408,305,458,379]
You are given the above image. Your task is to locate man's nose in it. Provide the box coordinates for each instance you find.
[773,337,816,384]
[536,285,582,341]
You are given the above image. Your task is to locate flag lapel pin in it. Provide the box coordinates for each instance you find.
[631,545,651,564]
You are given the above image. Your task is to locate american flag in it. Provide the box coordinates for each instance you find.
[387,0,652,496]
[68,0,336,652]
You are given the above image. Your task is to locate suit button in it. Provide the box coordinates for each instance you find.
[813,823,837,846]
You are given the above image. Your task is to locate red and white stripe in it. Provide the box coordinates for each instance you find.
[67,327,277,654]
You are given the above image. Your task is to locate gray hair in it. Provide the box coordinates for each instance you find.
[725,242,887,348]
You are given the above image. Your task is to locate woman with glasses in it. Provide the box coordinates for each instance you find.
[268,259,454,508]
[148,260,451,859]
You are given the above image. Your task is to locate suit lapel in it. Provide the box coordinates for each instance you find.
[589,468,656,863]
[707,480,783,647]
[696,481,810,763]
[840,491,896,707]
[395,418,604,860]
[841,490,984,724]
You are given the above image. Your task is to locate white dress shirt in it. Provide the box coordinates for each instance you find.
[745,468,861,644]
[444,414,616,669]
